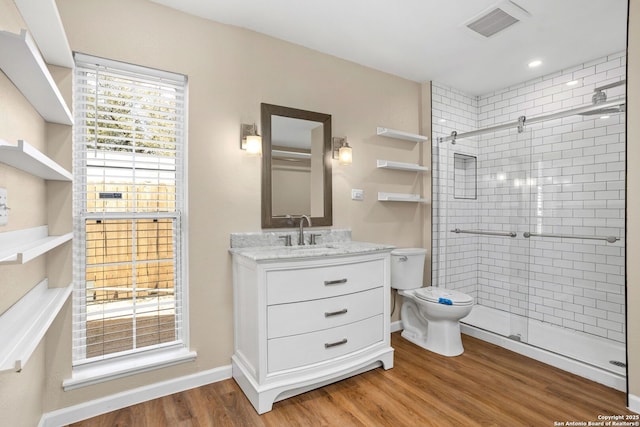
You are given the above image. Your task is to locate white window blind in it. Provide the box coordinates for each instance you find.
[73,53,187,364]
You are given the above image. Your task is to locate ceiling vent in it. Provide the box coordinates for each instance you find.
[464,1,530,38]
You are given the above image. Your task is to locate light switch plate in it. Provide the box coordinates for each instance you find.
[0,187,7,226]
[351,189,364,201]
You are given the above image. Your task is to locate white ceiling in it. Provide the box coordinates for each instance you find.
[149,0,628,95]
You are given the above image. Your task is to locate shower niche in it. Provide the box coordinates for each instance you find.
[453,153,476,200]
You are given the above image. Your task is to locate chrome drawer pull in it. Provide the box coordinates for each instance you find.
[324,338,348,349]
[324,308,348,317]
[324,278,347,286]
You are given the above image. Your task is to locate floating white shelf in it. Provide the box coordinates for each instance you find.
[376,127,429,143]
[13,0,74,68]
[376,160,430,172]
[0,279,72,372]
[0,139,72,181]
[0,29,73,125]
[0,226,73,265]
[377,192,429,203]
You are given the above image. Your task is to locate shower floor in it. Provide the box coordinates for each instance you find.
[461,304,626,391]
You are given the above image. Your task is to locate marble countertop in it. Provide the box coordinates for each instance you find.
[229,241,394,261]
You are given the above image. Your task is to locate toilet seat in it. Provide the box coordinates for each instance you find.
[414,287,473,306]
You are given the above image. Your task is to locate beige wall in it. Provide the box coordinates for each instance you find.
[37,0,430,413]
[421,82,432,283]
[627,0,639,406]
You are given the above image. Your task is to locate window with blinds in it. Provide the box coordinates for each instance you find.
[73,53,187,364]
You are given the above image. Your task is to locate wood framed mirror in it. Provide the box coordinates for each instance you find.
[261,103,332,228]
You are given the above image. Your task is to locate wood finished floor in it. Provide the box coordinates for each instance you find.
[69,333,633,427]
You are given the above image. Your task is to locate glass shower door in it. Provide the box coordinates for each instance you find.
[523,113,627,372]
[476,127,532,341]
[438,127,532,342]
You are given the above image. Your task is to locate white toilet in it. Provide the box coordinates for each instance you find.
[391,248,474,357]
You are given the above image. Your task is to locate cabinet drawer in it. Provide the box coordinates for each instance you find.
[267,287,383,339]
[266,259,384,305]
[267,314,383,373]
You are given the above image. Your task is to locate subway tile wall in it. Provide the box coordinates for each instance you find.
[431,84,479,298]
[432,52,626,343]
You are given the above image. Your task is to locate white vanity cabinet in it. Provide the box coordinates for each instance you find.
[231,249,394,414]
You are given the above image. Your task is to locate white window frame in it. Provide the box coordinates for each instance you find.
[66,53,192,389]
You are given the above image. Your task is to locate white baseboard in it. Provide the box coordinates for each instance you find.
[390,320,403,333]
[629,393,640,414]
[39,364,232,427]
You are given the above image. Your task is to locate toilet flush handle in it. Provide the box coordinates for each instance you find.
[397,256,408,262]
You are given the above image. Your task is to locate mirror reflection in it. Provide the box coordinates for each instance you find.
[261,103,332,228]
[271,116,324,217]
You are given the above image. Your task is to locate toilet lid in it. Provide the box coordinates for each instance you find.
[414,287,474,306]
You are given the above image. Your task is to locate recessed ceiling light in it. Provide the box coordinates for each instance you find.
[528,60,542,68]
[566,80,579,86]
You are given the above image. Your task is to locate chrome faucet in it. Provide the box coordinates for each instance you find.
[298,215,312,245]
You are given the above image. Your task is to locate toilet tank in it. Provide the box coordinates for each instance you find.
[390,248,427,290]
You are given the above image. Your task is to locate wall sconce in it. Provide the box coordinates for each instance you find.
[241,123,262,155]
[332,137,352,165]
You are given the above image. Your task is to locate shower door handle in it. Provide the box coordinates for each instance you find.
[451,228,516,238]
[524,231,619,243]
